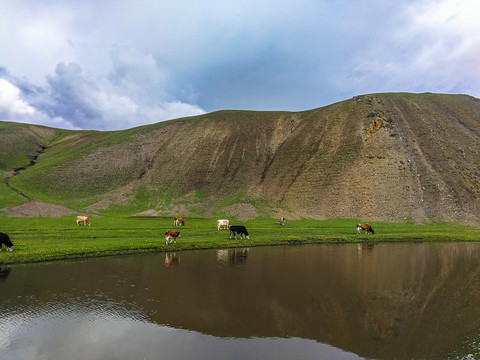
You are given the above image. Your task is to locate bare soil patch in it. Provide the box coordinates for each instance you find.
[2,201,75,218]
[223,203,259,221]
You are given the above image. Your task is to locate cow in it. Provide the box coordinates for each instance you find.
[230,225,250,240]
[217,219,230,230]
[276,217,286,226]
[165,230,181,245]
[0,232,14,252]
[356,224,374,235]
[76,216,91,226]
[174,217,185,226]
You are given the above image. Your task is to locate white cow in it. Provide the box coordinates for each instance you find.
[217,219,230,231]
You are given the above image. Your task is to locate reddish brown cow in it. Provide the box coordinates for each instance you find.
[165,230,181,244]
[356,224,374,234]
[76,216,91,226]
[174,217,185,226]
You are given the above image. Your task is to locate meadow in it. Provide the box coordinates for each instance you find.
[1,215,479,265]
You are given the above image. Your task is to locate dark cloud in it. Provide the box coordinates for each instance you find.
[0,61,204,130]
[47,63,103,126]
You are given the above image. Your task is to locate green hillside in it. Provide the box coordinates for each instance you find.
[2,93,480,224]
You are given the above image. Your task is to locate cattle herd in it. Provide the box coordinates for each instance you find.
[0,216,375,254]
[165,218,250,244]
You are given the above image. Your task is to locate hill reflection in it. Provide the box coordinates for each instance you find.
[2,243,480,359]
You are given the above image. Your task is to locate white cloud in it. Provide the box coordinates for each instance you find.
[0,79,35,117]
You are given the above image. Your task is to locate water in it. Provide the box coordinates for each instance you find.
[1,243,480,360]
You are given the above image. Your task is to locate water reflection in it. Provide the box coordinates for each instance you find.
[216,248,249,265]
[0,265,12,280]
[164,252,180,267]
[1,243,480,360]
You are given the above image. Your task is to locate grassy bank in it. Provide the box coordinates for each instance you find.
[1,216,479,265]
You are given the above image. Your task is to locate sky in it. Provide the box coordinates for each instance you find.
[0,0,479,130]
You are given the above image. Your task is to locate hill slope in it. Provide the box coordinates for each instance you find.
[2,93,480,223]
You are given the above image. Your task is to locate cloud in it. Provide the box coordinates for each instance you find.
[0,78,35,117]
[337,0,480,96]
[0,57,205,130]
[1,0,479,129]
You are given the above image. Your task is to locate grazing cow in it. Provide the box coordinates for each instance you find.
[165,230,181,245]
[217,219,230,230]
[230,225,250,240]
[174,217,185,226]
[276,217,286,226]
[76,216,91,226]
[356,224,374,235]
[0,232,14,252]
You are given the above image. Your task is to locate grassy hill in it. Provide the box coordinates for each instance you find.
[1,92,480,224]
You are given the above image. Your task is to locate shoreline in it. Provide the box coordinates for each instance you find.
[1,216,479,265]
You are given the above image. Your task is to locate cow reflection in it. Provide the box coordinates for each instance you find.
[216,248,249,265]
[164,252,180,268]
[0,265,12,281]
[357,243,375,257]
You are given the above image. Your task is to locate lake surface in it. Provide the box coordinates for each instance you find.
[1,243,480,360]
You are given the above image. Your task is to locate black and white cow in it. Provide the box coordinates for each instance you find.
[0,232,14,252]
[229,225,250,240]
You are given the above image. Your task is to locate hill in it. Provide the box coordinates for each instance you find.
[1,92,479,224]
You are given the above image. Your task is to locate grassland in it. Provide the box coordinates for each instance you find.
[1,215,479,265]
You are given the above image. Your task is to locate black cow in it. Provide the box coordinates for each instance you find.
[229,225,250,240]
[0,232,14,252]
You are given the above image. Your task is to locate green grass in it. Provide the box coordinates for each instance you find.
[1,216,479,265]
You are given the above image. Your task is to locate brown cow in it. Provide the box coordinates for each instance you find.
[76,216,91,226]
[356,224,374,234]
[165,230,181,245]
[174,217,185,226]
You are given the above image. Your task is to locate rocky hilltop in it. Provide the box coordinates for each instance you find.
[2,93,479,223]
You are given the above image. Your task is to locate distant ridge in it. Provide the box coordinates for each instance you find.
[1,92,479,224]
